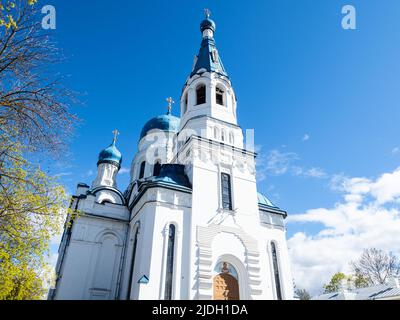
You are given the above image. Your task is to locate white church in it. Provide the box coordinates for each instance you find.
[49,12,295,300]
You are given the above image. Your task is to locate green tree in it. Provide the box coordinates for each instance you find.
[352,272,369,289]
[295,288,311,300]
[0,1,77,299]
[1,1,37,29]
[0,134,69,299]
[323,272,347,293]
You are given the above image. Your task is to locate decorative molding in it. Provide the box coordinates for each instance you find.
[195,224,263,300]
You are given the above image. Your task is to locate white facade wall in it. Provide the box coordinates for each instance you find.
[52,15,295,301]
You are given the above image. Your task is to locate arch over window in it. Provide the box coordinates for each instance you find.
[216,86,225,106]
[271,242,282,300]
[127,223,140,299]
[164,224,176,300]
[139,161,146,179]
[196,84,206,105]
[153,160,162,176]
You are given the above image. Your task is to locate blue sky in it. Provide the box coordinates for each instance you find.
[46,0,400,294]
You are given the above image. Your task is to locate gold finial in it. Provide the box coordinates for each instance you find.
[166,97,174,114]
[204,8,211,19]
[112,129,119,143]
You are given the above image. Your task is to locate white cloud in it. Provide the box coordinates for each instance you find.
[266,150,299,175]
[55,172,72,177]
[287,168,400,295]
[302,134,310,141]
[256,148,328,181]
[392,147,400,155]
[119,167,130,174]
[295,167,327,179]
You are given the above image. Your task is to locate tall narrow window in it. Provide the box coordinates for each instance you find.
[139,161,146,179]
[164,224,176,300]
[127,226,139,299]
[183,93,188,113]
[221,130,226,142]
[153,161,162,176]
[221,173,232,210]
[271,242,282,300]
[196,84,206,105]
[214,127,219,140]
[229,132,234,145]
[216,87,224,106]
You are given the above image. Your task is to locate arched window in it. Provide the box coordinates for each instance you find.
[127,225,139,299]
[164,224,176,300]
[229,132,234,145]
[216,86,224,106]
[153,161,162,176]
[221,173,232,210]
[183,93,188,114]
[221,130,226,142]
[139,161,146,179]
[271,242,282,300]
[196,84,206,105]
[214,127,219,140]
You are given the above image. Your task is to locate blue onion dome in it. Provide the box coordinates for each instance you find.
[97,139,122,169]
[139,113,180,141]
[257,192,278,208]
[200,17,216,33]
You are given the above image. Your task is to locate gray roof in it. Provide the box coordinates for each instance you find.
[313,283,400,300]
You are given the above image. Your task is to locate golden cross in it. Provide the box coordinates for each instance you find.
[204,8,211,19]
[112,129,119,142]
[166,97,174,114]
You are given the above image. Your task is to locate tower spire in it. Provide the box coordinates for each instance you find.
[190,11,228,78]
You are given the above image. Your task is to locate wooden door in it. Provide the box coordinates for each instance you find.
[213,273,239,300]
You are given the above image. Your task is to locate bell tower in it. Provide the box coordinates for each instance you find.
[178,10,243,149]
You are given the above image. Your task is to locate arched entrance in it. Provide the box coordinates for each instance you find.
[213,262,239,300]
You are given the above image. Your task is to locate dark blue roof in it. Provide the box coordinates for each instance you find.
[97,140,122,168]
[191,18,228,78]
[145,164,191,189]
[140,114,180,140]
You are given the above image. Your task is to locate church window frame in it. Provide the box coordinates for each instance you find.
[229,132,234,145]
[164,224,176,300]
[183,92,188,114]
[221,129,226,142]
[127,222,140,300]
[139,161,146,179]
[214,127,219,140]
[216,86,225,106]
[153,160,162,176]
[196,84,206,105]
[221,172,233,210]
[270,241,283,300]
